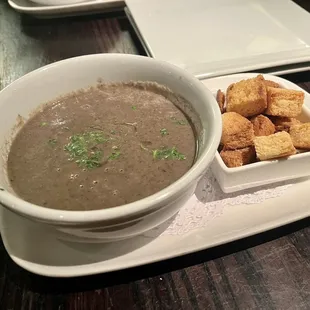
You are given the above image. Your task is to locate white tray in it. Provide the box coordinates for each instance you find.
[1,75,310,277]
[8,0,124,18]
[125,0,310,79]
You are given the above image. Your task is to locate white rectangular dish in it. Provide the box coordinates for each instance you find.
[1,73,310,277]
[8,0,124,18]
[202,73,310,193]
[125,6,310,77]
[125,0,310,79]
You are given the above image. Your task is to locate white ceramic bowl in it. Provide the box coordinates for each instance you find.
[0,54,221,242]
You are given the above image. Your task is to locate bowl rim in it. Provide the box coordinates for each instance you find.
[0,53,221,224]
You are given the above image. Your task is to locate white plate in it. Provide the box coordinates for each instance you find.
[1,176,310,277]
[2,73,310,278]
[202,73,310,193]
[125,0,310,79]
[8,0,124,17]
[125,6,310,77]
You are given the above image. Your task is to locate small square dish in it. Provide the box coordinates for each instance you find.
[202,73,310,193]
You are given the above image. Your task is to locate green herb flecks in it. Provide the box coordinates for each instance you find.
[160,128,168,136]
[64,131,108,169]
[131,106,137,110]
[77,150,103,169]
[170,117,187,125]
[41,122,48,127]
[108,146,121,160]
[110,130,116,135]
[48,139,57,146]
[152,147,186,160]
[140,143,149,151]
[140,141,152,151]
[108,150,121,160]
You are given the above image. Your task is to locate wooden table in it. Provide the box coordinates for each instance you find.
[1,1,310,309]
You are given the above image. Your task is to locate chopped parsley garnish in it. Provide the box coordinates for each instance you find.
[170,117,187,125]
[152,147,186,160]
[140,143,149,151]
[160,128,168,136]
[64,131,108,169]
[131,106,137,110]
[41,122,48,127]
[78,150,103,169]
[108,150,121,160]
[48,139,57,146]
[140,141,152,151]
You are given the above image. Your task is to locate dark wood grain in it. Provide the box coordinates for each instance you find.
[1,1,310,309]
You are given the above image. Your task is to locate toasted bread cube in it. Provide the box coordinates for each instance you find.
[290,123,310,149]
[220,147,256,168]
[264,80,281,89]
[221,112,254,149]
[251,114,275,136]
[270,116,301,132]
[216,89,225,114]
[254,131,296,161]
[256,74,281,88]
[226,77,267,117]
[265,87,304,117]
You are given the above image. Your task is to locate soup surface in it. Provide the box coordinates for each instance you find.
[7,82,196,211]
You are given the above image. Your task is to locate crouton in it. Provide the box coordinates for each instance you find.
[221,112,254,149]
[254,131,296,161]
[226,77,267,117]
[220,147,256,168]
[270,116,301,132]
[256,74,281,88]
[216,89,225,114]
[264,80,281,89]
[265,87,304,117]
[290,123,310,149]
[251,114,275,136]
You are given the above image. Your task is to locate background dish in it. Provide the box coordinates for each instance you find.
[125,0,310,79]
[29,0,87,5]
[8,0,124,17]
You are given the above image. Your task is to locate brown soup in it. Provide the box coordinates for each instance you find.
[7,81,197,211]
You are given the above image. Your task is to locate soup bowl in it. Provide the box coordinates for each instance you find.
[0,54,221,242]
